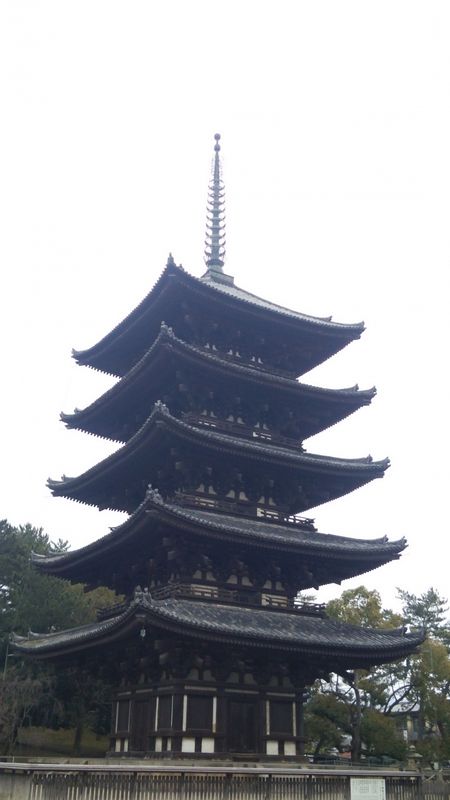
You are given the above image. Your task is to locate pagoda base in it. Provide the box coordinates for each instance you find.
[109,636,308,760]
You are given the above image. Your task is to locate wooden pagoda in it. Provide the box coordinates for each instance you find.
[14,134,423,759]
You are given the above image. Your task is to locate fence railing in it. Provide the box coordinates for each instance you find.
[2,762,448,800]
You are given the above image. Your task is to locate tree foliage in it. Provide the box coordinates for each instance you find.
[0,519,117,753]
[0,519,115,650]
[327,586,402,630]
[305,585,450,766]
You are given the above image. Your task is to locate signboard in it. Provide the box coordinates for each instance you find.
[350,777,386,800]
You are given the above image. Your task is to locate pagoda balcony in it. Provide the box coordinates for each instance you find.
[96,586,326,620]
[182,412,304,451]
[152,583,327,616]
[171,491,316,531]
[201,343,298,380]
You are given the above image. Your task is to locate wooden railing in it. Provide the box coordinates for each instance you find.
[0,762,439,800]
[172,492,316,531]
[97,588,326,621]
[151,583,326,616]
[182,412,304,451]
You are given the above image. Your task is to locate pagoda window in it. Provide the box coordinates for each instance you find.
[228,698,258,753]
[116,699,131,733]
[270,701,294,735]
[158,695,173,730]
[186,696,213,731]
[238,490,249,501]
[130,697,155,751]
[226,489,236,499]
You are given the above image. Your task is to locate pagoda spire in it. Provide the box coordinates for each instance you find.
[204,133,226,272]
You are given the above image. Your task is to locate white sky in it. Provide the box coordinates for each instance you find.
[1,1,449,612]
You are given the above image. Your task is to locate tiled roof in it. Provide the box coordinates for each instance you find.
[12,593,424,664]
[72,261,364,376]
[63,324,375,442]
[31,493,406,578]
[162,501,404,556]
[48,404,389,513]
[51,404,388,487]
[197,268,363,331]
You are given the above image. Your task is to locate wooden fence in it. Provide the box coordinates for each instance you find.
[1,763,449,800]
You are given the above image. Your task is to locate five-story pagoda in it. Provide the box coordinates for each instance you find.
[14,135,423,759]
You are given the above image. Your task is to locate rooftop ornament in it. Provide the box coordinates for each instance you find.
[204,133,226,272]
[145,484,163,504]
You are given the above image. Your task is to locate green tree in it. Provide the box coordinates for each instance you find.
[394,589,450,764]
[1,519,115,648]
[0,519,117,753]
[304,693,348,758]
[327,585,402,629]
[306,585,450,766]
[307,586,403,761]
[0,665,48,753]
[361,709,407,762]
[397,588,448,641]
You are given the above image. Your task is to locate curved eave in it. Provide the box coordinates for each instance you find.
[31,494,406,582]
[12,596,425,666]
[48,406,389,511]
[63,326,376,442]
[72,261,365,376]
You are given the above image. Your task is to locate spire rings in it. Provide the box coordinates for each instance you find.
[204,133,226,271]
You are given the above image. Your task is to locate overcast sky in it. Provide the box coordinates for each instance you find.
[1,1,449,612]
